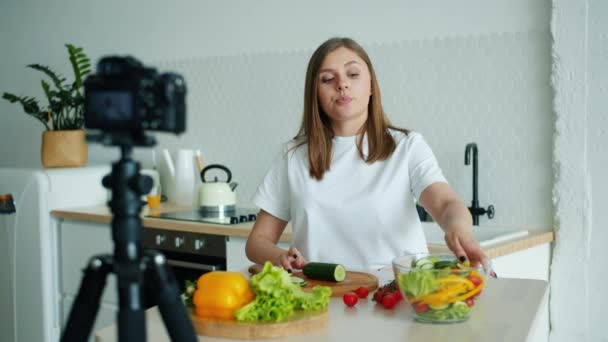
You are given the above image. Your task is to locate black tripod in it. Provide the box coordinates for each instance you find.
[61,132,197,342]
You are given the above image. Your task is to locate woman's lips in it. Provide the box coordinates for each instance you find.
[335,96,352,105]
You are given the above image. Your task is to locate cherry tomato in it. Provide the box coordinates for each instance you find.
[381,293,397,309]
[392,290,403,301]
[373,289,385,302]
[467,275,483,287]
[355,287,369,299]
[412,302,429,313]
[343,292,358,307]
[474,289,483,297]
[466,298,475,307]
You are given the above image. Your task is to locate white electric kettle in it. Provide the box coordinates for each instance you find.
[198,164,238,213]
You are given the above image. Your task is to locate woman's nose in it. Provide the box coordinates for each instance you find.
[338,79,349,90]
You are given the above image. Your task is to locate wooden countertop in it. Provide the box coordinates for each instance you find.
[52,204,554,258]
[94,276,549,342]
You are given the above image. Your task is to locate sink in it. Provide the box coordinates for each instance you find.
[422,222,529,247]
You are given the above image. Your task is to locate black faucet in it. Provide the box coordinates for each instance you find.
[464,143,495,225]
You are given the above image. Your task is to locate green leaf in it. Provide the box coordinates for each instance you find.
[2,92,50,130]
[397,270,440,297]
[66,43,91,89]
[235,262,330,322]
[27,64,65,90]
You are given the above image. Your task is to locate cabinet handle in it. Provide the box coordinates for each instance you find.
[166,259,219,271]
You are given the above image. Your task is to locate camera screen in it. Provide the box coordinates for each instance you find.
[86,91,133,122]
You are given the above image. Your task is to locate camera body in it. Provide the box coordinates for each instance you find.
[84,56,186,134]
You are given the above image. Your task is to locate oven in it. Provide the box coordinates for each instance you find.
[141,207,258,307]
[141,227,227,308]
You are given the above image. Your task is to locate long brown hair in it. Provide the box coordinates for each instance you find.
[293,37,408,180]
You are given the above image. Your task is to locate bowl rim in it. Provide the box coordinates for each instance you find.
[392,252,486,273]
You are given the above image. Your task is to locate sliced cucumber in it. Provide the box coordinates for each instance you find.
[414,258,434,270]
[302,262,346,282]
[291,276,307,287]
[434,260,457,269]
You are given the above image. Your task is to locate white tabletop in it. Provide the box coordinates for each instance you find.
[95,275,548,342]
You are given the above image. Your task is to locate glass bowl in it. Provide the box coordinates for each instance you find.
[392,253,486,324]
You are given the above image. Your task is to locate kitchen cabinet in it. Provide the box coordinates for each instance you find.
[492,242,551,281]
[59,219,117,341]
[490,242,552,342]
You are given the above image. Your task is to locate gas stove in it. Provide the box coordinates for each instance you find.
[148,207,259,225]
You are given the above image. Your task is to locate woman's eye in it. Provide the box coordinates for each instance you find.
[321,77,334,83]
[348,73,359,78]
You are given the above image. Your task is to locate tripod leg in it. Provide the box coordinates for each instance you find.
[145,250,198,342]
[61,255,113,342]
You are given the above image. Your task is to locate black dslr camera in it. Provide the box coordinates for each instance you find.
[84,56,186,134]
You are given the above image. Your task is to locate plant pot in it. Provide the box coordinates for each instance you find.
[41,129,88,168]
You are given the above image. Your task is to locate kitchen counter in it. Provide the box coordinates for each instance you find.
[52,204,554,258]
[94,276,549,342]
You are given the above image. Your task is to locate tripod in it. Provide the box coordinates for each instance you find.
[61,133,197,342]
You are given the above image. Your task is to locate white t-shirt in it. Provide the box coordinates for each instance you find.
[252,130,447,270]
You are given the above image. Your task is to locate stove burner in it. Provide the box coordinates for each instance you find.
[148,207,258,225]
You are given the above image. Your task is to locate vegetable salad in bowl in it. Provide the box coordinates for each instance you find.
[392,253,486,324]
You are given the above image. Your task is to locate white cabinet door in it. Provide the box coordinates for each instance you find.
[491,243,551,281]
[62,295,117,342]
[59,220,118,316]
[491,243,551,342]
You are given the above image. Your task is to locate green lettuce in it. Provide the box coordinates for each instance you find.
[235,262,331,322]
[415,301,471,322]
[397,270,440,297]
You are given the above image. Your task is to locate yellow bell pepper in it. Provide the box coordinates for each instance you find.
[447,273,485,303]
[436,275,475,290]
[411,275,476,306]
[192,271,254,320]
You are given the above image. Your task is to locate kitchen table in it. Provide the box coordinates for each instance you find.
[95,277,548,342]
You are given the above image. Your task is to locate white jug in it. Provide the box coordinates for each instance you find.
[160,149,199,206]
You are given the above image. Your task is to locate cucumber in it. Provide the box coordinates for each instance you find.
[434,260,457,269]
[291,276,307,287]
[302,262,346,282]
[414,258,434,270]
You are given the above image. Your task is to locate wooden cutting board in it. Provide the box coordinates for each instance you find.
[189,309,328,339]
[292,270,379,297]
[247,264,379,297]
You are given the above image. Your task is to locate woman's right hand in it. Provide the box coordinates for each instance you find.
[277,246,308,272]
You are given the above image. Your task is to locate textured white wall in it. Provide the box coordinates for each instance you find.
[550,0,608,341]
[0,1,553,230]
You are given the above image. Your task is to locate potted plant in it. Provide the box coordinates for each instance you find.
[2,43,91,168]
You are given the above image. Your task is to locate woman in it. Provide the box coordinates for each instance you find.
[245,37,487,272]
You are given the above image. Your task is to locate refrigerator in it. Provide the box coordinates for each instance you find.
[0,165,110,342]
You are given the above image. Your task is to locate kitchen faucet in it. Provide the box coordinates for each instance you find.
[464,142,495,226]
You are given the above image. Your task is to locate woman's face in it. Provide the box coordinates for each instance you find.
[317,47,372,136]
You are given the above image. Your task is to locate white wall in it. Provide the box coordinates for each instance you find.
[550,1,608,341]
[0,0,554,231]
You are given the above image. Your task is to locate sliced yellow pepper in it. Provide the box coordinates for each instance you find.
[411,275,477,306]
[436,275,475,290]
[447,274,485,303]
[193,271,254,320]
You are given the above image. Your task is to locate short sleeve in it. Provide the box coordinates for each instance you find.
[251,149,291,221]
[408,133,447,201]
